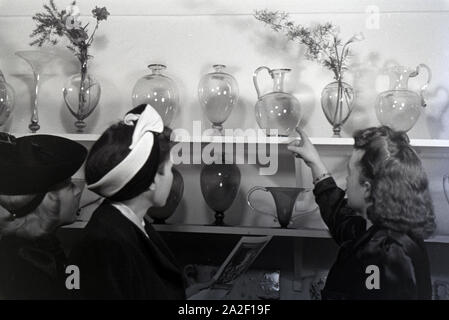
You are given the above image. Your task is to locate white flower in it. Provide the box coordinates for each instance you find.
[329,25,341,37]
[66,4,80,17]
[65,15,82,30]
[348,32,365,43]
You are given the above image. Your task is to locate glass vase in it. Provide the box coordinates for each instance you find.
[200,162,241,226]
[63,60,101,132]
[147,167,184,224]
[320,80,355,137]
[198,64,239,135]
[15,50,55,133]
[132,64,179,127]
[0,69,15,127]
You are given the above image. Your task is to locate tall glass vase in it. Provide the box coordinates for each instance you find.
[63,57,101,132]
[15,50,55,133]
[200,161,241,226]
[320,79,354,137]
[198,64,239,135]
[132,64,179,128]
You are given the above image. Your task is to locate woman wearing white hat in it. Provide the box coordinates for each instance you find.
[70,104,185,299]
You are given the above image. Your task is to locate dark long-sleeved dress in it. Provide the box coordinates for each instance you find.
[69,201,186,300]
[0,234,68,299]
[314,177,432,300]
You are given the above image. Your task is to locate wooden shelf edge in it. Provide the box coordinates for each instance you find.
[12,133,101,142]
[153,224,332,238]
[61,222,449,243]
[10,132,449,149]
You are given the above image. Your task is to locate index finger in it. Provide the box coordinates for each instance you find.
[295,127,309,142]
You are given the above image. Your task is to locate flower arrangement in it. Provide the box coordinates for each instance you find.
[29,0,109,132]
[254,10,364,81]
[30,0,109,66]
[254,10,364,136]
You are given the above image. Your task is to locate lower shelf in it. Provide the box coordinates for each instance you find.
[153,224,331,238]
[63,221,449,243]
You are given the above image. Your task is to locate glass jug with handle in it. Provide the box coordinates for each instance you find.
[375,63,431,132]
[253,66,302,136]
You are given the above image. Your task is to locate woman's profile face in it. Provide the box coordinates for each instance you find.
[151,159,174,207]
[346,149,370,213]
[41,180,83,226]
[55,181,83,225]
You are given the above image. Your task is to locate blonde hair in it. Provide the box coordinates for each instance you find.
[0,192,63,239]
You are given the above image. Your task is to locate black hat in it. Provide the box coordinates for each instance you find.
[0,133,87,195]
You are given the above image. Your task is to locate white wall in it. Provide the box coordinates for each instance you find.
[1,0,449,234]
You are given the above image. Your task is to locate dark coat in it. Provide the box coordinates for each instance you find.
[0,234,68,299]
[314,177,432,300]
[69,201,186,300]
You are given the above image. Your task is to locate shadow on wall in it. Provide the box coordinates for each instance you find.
[425,86,449,139]
[343,52,384,136]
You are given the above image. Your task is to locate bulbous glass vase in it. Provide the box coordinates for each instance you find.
[321,80,355,137]
[198,64,239,135]
[147,167,184,224]
[0,70,15,127]
[132,64,179,127]
[200,162,241,226]
[63,60,101,132]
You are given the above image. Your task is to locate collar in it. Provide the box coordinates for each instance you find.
[110,202,149,238]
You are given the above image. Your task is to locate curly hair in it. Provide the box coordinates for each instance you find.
[353,126,436,239]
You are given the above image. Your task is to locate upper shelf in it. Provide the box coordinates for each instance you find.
[11,132,449,149]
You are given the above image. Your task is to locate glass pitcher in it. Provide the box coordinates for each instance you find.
[253,66,302,136]
[0,69,15,127]
[132,64,179,127]
[375,64,431,132]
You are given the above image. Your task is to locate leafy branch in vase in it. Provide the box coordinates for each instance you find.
[254,9,364,81]
[30,0,109,65]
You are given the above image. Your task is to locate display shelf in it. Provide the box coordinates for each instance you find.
[62,221,449,243]
[10,132,449,149]
[153,224,331,238]
[172,134,449,149]
[13,132,101,142]
[63,221,331,238]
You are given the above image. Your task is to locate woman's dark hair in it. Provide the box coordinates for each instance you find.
[353,126,436,239]
[85,105,172,201]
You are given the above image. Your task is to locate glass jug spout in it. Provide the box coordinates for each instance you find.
[387,66,416,90]
[271,68,291,92]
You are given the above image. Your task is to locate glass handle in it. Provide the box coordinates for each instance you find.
[416,63,432,107]
[253,66,271,99]
[443,174,449,205]
[246,186,275,218]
